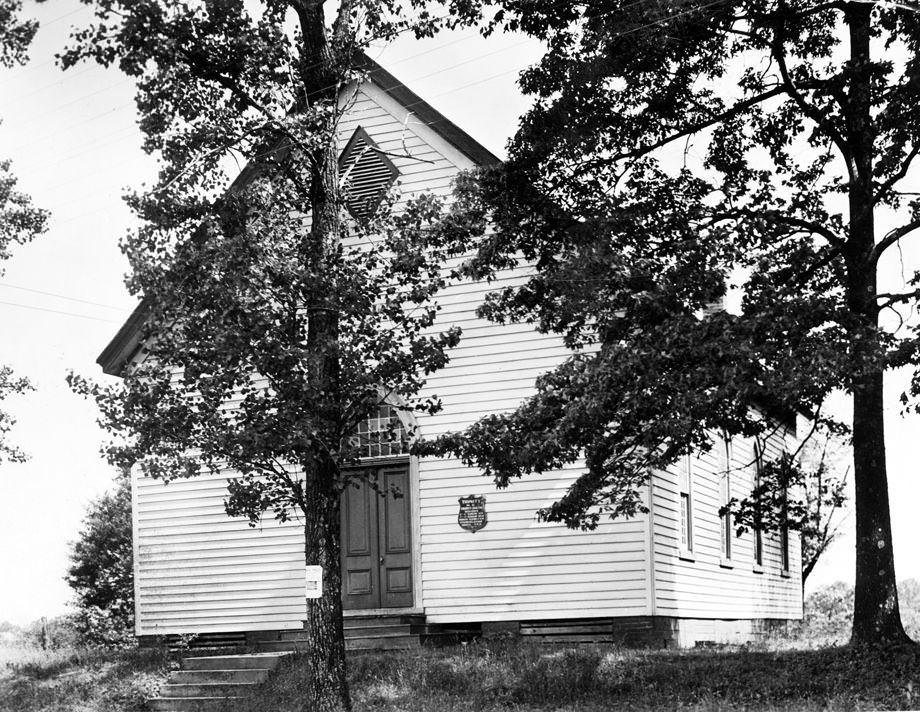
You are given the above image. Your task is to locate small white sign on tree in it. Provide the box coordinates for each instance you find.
[305,566,323,599]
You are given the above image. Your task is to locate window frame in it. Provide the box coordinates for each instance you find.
[752,439,764,573]
[780,450,791,576]
[678,453,695,561]
[720,435,733,567]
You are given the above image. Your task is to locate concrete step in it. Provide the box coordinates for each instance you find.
[259,633,423,653]
[278,623,418,641]
[346,634,422,651]
[170,669,270,684]
[159,682,260,698]
[149,697,245,712]
[149,652,290,710]
[421,630,480,647]
[182,652,288,671]
[343,614,425,628]
[256,640,311,652]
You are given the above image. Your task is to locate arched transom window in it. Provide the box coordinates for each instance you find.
[349,403,409,459]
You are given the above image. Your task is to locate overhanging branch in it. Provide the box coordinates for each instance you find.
[709,207,845,248]
[874,145,920,206]
[610,87,786,162]
[771,3,853,178]
[871,218,920,263]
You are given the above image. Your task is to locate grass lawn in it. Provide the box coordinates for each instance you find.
[3,638,919,711]
[0,644,171,712]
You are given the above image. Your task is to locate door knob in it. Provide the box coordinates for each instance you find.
[379,557,385,565]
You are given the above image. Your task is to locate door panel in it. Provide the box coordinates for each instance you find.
[340,477,379,610]
[340,464,413,610]
[379,467,414,607]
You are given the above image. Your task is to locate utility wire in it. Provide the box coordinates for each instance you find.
[3,0,845,208]
[0,298,121,323]
[0,7,92,87]
[0,282,125,311]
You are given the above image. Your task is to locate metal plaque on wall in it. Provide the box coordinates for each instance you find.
[458,494,487,533]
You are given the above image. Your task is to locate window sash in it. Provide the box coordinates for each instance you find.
[720,437,732,560]
[680,492,692,551]
[679,454,693,553]
[753,440,764,566]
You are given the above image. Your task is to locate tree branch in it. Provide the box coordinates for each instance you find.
[874,144,920,206]
[709,207,845,248]
[332,0,358,48]
[871,218,920,263]
[771,3,853,179]
[875,287,920,309]
[610,87,786,162]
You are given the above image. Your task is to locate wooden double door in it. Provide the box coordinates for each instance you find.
[340,463,414,610]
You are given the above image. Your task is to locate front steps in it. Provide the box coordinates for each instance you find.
[253,614,480,653]
[148,652,288,711]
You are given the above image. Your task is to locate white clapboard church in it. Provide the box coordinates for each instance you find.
[98,55,803,650]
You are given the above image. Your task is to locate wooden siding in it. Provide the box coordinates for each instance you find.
[649,423,804,623]
[132,78,651,636]
[132,78,802,637]
[134,470,306,635]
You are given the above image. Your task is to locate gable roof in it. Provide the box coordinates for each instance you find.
[97,53,500,376]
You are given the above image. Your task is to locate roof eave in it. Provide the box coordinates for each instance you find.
[97,299,149,376]
[357,52,501,167]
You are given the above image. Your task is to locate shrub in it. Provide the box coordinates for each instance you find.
[18,616,81,651]
[803,579,920,643]
[66,473,134,646]
[804,581,853,641]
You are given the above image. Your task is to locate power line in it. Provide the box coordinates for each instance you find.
[11,101,136,154]
[0,298,121,323]
[7,64,97,103]
[18,125,139,179]
[383,28,480,66]
[401,36,535,86]
[40,6,86,28]
[0,7,92,87]
[0,282,125,311]
[6,0,730,202]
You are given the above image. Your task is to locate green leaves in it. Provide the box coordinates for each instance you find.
[55,2,501,531]
[0,0,36,68]
[66,473,134,646]
[0,2,46,466]
[423,0,920,537]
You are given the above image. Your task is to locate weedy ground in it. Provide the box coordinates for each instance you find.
[3,637,919,711]
[0,644,170,711]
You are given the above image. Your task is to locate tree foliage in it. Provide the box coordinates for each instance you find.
[425,0,920,645]
[806,579,920,642]
[66,473,135,647]
[61,1,483,708]
[724,428,848,584]
[0,1,48,464]
[70,186,468,516]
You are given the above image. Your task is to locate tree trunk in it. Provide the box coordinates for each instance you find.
[303,461,350,712]
[289,0,353,706]
[844,2,911,648]
[850,369,910,645]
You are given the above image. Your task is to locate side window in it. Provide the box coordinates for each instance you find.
[679,454,693,556]
[780,451,790,573]
[753,439,764,569]
[720,436,732,561]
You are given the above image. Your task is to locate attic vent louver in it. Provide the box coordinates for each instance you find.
[339,126,398,220]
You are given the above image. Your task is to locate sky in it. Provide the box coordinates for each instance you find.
[0,1,917,626]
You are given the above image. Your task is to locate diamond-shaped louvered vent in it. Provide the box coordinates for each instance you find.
[339,126,399,220]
